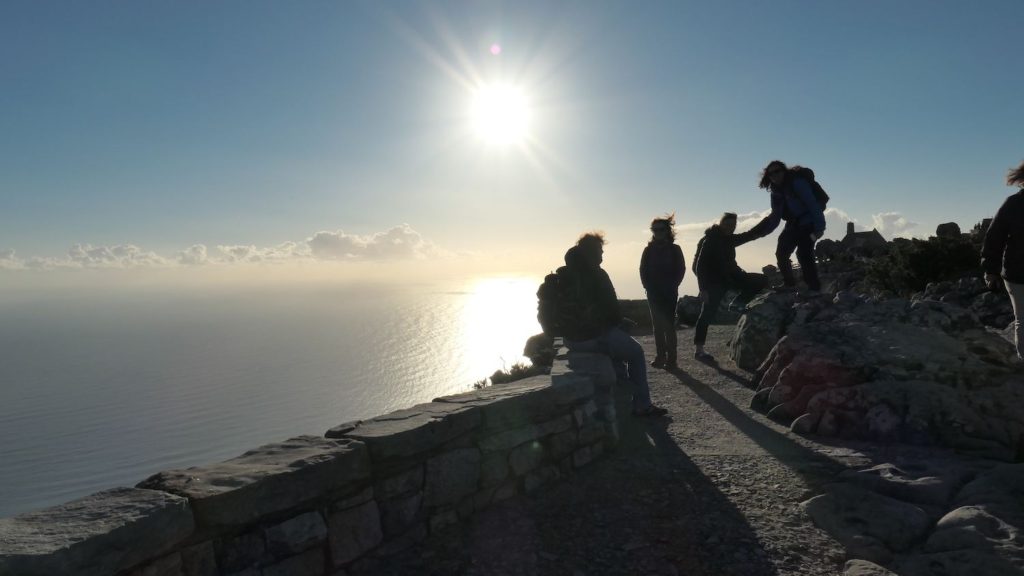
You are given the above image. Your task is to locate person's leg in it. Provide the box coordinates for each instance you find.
[602,327,652,410]
[775,227,799,287]
[735,272,769,304]
[795,232,821,291]
[694,289,724,352]
[647,298,666,363]
[663,297,678,364]
[1004,279,1024,359]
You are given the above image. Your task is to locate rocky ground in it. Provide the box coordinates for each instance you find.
[343,325,1023,576]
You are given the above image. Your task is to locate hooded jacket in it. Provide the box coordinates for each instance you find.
[639,241,685,300]
[750,171,827,238]
[982,190,1024,283]
[555,245,622,341]
[693,225,758,292]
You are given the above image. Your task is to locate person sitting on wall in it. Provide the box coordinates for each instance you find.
[557,232,669,417]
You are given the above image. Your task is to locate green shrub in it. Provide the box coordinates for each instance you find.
[865,236,980,294]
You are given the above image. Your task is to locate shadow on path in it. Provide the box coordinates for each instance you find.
[668,368,846,480]
[351,388,781,576]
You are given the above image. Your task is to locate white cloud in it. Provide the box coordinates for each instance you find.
[1,224,444,273]
[177,244,208,266]
[66,244,170,268]
[870,212,919,240]
[308,224,439,260]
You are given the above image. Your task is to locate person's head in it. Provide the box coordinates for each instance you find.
[575,231,606,267]
[759,160,788,190]
[649,214,676,243]
[1008,160,1024,189]
[719,212,738,235]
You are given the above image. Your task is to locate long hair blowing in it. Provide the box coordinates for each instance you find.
[1008,160,1024,188]
[758,160,787,190]
[649,213,676,242]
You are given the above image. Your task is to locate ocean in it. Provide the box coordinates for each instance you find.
[0,277,540,518]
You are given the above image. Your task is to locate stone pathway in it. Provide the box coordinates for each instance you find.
[347,326,901,576]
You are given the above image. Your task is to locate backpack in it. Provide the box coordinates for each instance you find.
[536,272,562,336]
[791,166,830,210]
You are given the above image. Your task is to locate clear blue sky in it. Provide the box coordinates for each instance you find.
[2,1,1022,291]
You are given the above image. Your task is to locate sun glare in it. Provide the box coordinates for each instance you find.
[471,83,530,146]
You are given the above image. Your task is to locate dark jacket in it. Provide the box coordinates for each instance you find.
[982,190,1024,283]
[556,246,622,341]
[693,225,758,292]
[639,242,685,300]
[750,171,826,238]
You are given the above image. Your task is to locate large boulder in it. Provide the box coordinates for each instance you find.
[729,291,797,371]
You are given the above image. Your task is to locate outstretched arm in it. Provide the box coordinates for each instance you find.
[748,193,783,238]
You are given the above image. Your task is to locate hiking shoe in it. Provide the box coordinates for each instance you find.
[694,350,716,363]
[650,357,666,368]
[632,405,668,417]
[663,360,679,371]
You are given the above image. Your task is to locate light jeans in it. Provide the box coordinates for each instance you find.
[1005,279,1024,359]
[565,327,652,410]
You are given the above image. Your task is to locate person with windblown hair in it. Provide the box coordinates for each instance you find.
[639,215,685,370]
[982,159,1024,360]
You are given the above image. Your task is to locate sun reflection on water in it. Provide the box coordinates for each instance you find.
[456,276,541,385]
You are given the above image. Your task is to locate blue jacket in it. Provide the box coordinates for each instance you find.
[751,176,826,237]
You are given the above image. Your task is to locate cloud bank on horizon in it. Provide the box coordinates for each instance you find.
[0,224,445,271]
[0,209,929,272]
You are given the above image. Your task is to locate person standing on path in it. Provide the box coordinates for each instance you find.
[558,232,668,417]
[692,213,766,362]
[748,160,826,292]
[982,159,1024,360]
[640,215,686,370]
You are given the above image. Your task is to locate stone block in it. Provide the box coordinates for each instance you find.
[218,530,267,574]
[802,483,930,553]
[546,430,577,461]
[423,448,481,507]
[577,423,605,446]
[573,445,594,468]
[479,452,510,487]
[265,511,327,557]
[429,510,459,533]
[0,487,193,576]
[375,466,423,499]
[342,403,481,463]
[573,400,598,427]
[492,480,518,503]
[180,542,217,576]
[369,524,427,557]
[524,466,560,493]
[478,415,573,452]
[332,487,374,511]
[435,376,592,431]
[138,437,370,530]
[262,548,325,576]
[129,552,183,576]
[326,500,382,567]
[509,441,546,476]
[378,493,422,537]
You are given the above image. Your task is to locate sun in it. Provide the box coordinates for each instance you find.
[470,83,530,146]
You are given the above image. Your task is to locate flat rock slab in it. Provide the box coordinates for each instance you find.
[838,461,973,507]
[0,487,193,576]
[339,402,482,463]
[138,436,369,530]
[802,482,931,553]
[435,375,593,431]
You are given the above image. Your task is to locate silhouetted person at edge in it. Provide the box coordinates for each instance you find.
[748,160,826,292]
[558,232,668,417]
[982,158,1024,360]
[640,215,685,370]
[692,213,767,362]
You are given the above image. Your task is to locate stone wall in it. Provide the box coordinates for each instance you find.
[0,352,617,576]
